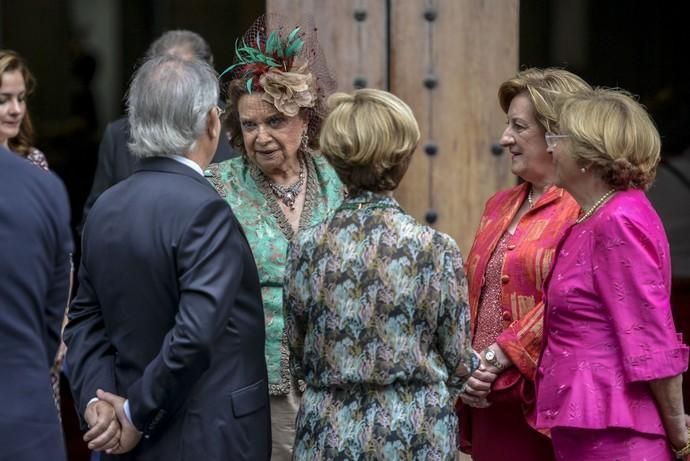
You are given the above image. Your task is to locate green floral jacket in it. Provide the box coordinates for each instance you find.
[207,153,343,395]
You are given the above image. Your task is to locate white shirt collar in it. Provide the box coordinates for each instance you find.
[167,155,204,176]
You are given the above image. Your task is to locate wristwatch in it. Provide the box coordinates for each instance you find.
[484,348,505,371]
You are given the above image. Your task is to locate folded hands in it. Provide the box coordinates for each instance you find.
[83,389,142,454]
[459,344,510,408]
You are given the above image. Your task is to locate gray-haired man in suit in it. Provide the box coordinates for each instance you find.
[64,55,270,460]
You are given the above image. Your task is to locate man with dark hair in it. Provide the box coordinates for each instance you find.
[80,29,235,230]
[0,147,73,461]
[64,55,270,460]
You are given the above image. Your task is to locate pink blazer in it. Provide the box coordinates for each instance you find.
[536,189,689,435]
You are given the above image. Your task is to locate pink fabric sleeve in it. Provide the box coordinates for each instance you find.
[592,212,688,383]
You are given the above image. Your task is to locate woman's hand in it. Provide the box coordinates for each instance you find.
[460,361,499,408]
[459,392,491,408]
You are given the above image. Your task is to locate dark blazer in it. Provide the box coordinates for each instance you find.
[80,117,236,230]
[64,157,270,461]
[0,148,73,461]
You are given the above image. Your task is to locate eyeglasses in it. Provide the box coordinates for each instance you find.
[545,132,569,149]
[215,106,226,118]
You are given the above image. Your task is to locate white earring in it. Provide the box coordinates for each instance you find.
[580,167,587,174]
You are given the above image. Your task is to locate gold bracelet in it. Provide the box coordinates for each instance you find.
[672,428,690,459]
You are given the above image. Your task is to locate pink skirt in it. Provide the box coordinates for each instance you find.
[551,427,674,461]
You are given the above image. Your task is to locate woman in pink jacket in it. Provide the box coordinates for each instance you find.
[539,87,690,460]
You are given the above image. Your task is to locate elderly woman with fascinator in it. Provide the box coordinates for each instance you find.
[206,16,343,459]
[457,68,591,461]
[284,88,478,459]
[537,88,690,461]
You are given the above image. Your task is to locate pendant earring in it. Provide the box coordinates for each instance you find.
[300,133,309,153]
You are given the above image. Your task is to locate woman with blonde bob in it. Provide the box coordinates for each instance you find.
[284,88,479,460]
[538,88,690,460]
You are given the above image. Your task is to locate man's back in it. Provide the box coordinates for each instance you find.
[0,148,72,461]
[67,157,270,460]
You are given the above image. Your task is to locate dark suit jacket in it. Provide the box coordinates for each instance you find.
[80,117,236,230]
[0,148,73,461]
[64,157,270,461]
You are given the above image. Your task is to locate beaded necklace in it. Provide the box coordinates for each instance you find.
[267,158,305,211]
[575,189,616,224]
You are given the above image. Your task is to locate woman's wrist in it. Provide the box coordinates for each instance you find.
[493,343,512,367]
[666,414,690,458]
[482,344,511,372]
[664,414,688,446]
[671,428,690,458]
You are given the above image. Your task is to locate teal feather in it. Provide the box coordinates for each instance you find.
[264,56,280,67]
[286,27,301,44]
[285,37,304,57]
[265,31,280,55]
[225,26,304,80]
[220,39,245,78]
[246,77,253,94]
[219,63,238,79]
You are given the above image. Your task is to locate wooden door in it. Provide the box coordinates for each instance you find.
[268,0,518,253]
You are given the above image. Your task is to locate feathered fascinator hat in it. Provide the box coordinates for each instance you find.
[221,15,335,141]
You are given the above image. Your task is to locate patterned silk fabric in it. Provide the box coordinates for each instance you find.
[465,182,580,381]
[207,153,343,395]
[285,191,478,459]
[537,190,689,435]
[472,232,511,352]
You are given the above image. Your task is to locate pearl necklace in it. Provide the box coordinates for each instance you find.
[576,189,616,224]
[267,158,305,211]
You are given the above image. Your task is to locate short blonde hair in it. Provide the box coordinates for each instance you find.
[558,88,661,190]
[320,89,420,192]
[498,68,591,132]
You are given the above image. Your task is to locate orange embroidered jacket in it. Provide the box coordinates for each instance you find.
[465,182,579,380]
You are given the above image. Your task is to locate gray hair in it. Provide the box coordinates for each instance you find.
[127,55,219,158]
[145,30,214,65]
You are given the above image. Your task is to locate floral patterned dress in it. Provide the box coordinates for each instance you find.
[285,191,479,460]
